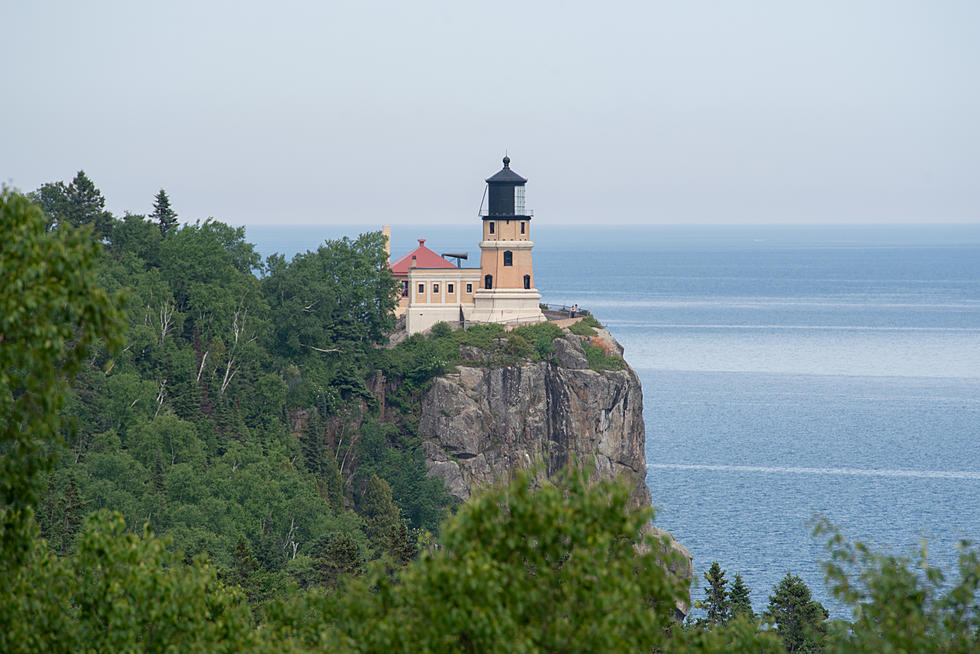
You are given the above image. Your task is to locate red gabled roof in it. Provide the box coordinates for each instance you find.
[390,239,457,274]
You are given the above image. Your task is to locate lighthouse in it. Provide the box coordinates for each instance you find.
[398,155,546,334]
[470,156,546,325]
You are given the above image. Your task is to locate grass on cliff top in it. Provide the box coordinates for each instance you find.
[583,343,625,372]
[377,320,623,406]
[568,313,604,336]
[377,322,565,392]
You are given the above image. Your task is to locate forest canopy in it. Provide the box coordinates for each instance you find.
[2,175,978,652]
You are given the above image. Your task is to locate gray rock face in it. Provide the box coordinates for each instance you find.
[419,331,650,507]
[419,328,692,616]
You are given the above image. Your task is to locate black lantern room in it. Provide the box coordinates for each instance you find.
[484,156,530,219]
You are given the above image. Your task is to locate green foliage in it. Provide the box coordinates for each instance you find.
[150,188,179,235]
[729,572,755,620]
[454,322,506,350]
[279,465,687,653]
[568,319,597,336]
[816,519,980,654]
[510,320,564,359]
[429,321,452,338]
[0,512,279,654]
[0,189,123,564]
[698,561,731,626]
[31,171,114,240]
[583,342,626,372]
[309,533,366,588]
[357,474,400,547]
[354,421,451,532]
[264,231,398,356]
[764,572,829,653]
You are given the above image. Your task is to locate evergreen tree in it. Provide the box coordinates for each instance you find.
[699,561,731,625]
[152,450,166,495]
[383,521,417,567]
[359,475,402,555]
[729,572,754,619]
[221,537,272,605]
[311,533,365,588]
[57,476,85,556]
[764,573,829,653]
[151,188,178,236]
[322,446,346,515]
[31,171,114,239]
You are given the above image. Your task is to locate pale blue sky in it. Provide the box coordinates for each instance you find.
[3,1,978,226]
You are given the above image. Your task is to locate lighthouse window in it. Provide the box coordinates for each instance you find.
[503,251,513,266]
[520,222,525,234]
[515,186,525,214]
[489,221,495,235]
[484,274,493,290]
[524,274,531,289]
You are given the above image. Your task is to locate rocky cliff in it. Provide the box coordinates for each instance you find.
[419,327,650,507]
[417,325,692,610]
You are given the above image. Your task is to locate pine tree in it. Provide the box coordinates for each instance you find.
[151,188,178,236]
[764,573,829,653]
[34,171,114,239]
[384,521,417,566]
[323,446,346,514]
[70,171,114,240]
[311,533,365,588]
[152,450,166,495]
[58,476,84,556]
[728,572,754,619]
[360,474,401,553]
[221,537,269,605]
[700,561,731,625]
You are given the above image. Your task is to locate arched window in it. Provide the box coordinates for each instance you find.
[523,274,531,289]
[503,251,513,266]
[484,274,493,290]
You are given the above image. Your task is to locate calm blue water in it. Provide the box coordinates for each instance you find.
[249,223,980,616]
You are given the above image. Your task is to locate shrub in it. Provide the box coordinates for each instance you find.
[568,320,597,337]
[429,321,452,338]
[502,333,533,362]
[454,323,505,350]
[583,343,625,372]
[511,322,564,360]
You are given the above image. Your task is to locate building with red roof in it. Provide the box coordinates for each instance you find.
[387,157,545,334]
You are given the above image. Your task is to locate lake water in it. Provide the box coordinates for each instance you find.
[248,223,980,616]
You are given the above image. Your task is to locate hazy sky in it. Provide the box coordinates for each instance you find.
[3,1,978,226]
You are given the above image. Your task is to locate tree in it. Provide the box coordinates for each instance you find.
[698,561,731,625]
[310,533,365,588]
[278,465,689,653]
[263,231,399,357]
[729,572,755,620]
[32,171,114,240]
[764,573,829,653]
[816,519,980,654]
[0,189,122,564]
[358,474,401,554]
[1,512,273,654]
[151,188,178,236]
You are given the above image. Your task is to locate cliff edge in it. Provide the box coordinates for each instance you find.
[417,325,692,610]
